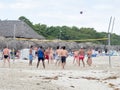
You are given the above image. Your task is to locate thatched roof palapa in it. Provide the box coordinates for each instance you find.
[0,20,45,39]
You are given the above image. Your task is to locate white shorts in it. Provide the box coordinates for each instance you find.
[55,55,61,61]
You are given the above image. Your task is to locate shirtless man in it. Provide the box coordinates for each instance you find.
[78,47,85,67]
[87,48,92,66]
[3,46,10,67]
[44,47,50,64]
[60,46,68,69]
[55,46,61,66]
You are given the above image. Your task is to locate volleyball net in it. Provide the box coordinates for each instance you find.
[15,37,108,42]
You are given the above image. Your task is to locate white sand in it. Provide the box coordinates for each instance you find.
[0,56,120,90]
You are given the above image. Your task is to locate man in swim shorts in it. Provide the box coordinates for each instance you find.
[37,46,45,69]
[78,47,85,67]
[2,46,10,67]
[60,46,68,69]
[55,46,62,66]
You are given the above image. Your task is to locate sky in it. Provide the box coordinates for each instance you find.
[0,0,120,35]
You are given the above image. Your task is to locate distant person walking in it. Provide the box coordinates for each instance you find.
[87,48,92,66]
[29,45,34,66]
[2,46,10,67]
[60,46,68,69]
[37,46,45,69]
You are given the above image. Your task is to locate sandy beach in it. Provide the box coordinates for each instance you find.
[0,56,120,90]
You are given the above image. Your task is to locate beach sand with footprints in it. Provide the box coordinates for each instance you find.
[0,56,120,90]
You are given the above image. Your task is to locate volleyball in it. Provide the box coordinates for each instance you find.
[80,11,83,14]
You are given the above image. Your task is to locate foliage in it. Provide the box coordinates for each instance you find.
[18,16,120,45]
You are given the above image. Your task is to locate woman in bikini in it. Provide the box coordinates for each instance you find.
[73,49,79,64]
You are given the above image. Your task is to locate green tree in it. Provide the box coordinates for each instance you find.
[18,16,120,45]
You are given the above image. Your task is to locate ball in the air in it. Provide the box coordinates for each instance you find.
[80,11,83,14]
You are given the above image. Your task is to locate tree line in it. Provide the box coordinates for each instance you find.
[19,16,120,45]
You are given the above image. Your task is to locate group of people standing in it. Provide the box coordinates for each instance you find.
[29,45,68,69]
[1,45,93,69]
[73,47,93,67]
[29,45,93,69]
